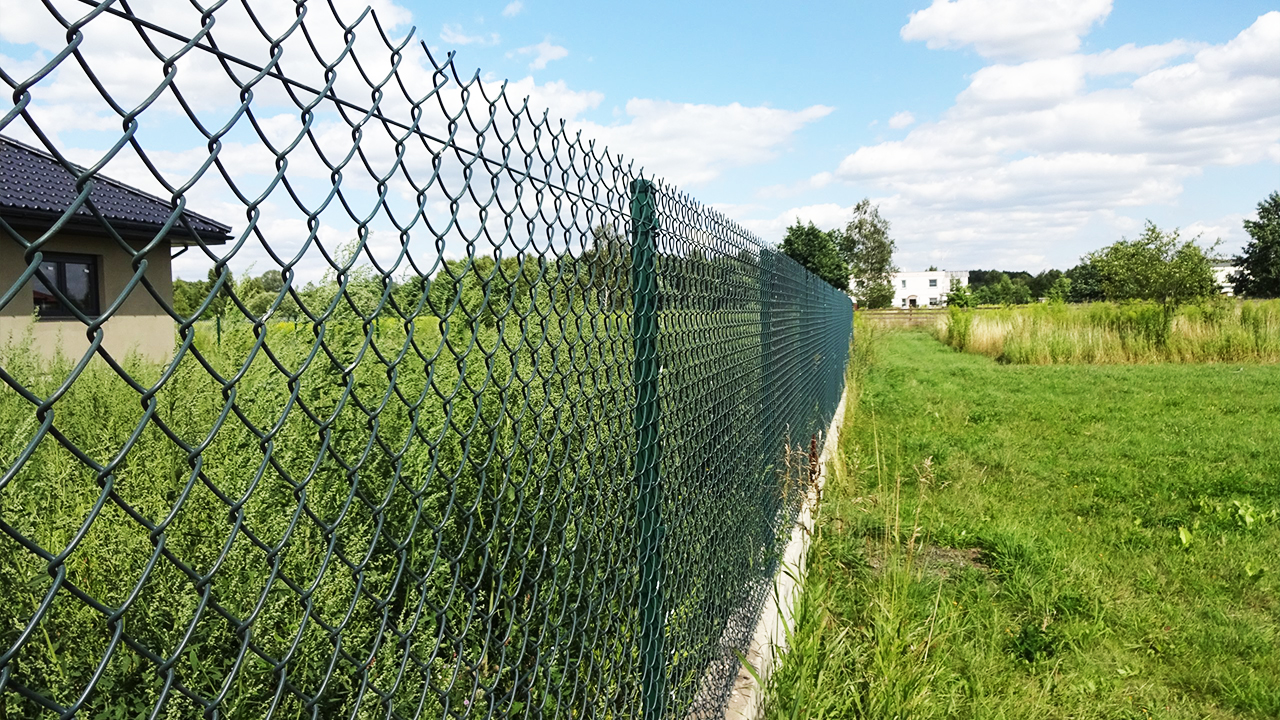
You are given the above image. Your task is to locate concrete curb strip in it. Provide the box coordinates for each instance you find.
[723,384,848,720]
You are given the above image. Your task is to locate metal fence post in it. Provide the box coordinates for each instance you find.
[630,178,666,718]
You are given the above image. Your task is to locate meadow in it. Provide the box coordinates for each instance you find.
[763,327,1280,719]
[938,299,1280,364]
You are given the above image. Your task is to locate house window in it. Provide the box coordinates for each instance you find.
[901,279,907,288]
[929,279,938,287]
[34,252,100,318]
[929,297,939,306]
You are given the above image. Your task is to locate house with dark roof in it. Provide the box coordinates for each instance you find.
[0,135,231,360]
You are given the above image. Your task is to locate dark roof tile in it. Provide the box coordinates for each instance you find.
[0,135,232,244]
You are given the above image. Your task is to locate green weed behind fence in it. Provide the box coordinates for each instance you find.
[0,3,852,718]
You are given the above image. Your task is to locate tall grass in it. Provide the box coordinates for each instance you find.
[937,300,1280,364]
[0,311,642,719]
[758,327,953,719]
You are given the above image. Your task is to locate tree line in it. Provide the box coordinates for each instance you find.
[952,191,1279,307]
[774,190,1280,308]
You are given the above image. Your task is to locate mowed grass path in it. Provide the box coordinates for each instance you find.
[766,331,1280,719]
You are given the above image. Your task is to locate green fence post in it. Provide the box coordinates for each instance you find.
[630,178,666,719]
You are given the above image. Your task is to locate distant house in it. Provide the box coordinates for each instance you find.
[891,270,968,308]
[0,135,231,360]
[1213,263,1239,296]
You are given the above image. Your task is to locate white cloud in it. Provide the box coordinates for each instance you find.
[889,111,916,129]
[1084,41,1201,76]
[501,76,604,120]
[1182,215,1245,248]
[901,0,1112,60]
[821,12,1280,268]
[574,101,833,187]
[514,39,568,70]
[502,1,523,18]
[440,23,499,46]
[736,203,860,242]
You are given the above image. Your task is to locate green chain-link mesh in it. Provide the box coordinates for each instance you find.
[0,2,852,717]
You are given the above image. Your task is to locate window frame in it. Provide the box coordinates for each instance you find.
[929,278,938,287]
[33,252,101,319]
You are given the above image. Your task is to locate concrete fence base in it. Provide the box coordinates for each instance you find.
[722,385,849,720]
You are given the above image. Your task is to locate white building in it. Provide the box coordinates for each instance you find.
[1213,263,1238,296]
[889,270,968,308]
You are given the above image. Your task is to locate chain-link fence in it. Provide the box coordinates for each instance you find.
[0,2,852,717]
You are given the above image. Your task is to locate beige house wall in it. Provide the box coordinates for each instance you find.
[0,233,177,361]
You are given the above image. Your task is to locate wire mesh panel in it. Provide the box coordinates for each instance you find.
[0,2,852,718]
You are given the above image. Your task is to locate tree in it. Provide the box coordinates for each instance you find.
[973,272,1015,305]
[781,221,848,292]
[1085,221,1218,307]
[968,269,1035,297]
[172,277,208,319]
[1046,276,1072,304]
[945,278,975,307]
[582,224,630,310]
[1230,191,1280,297]
[837,199,897,308]
[1065,262,1104,303]
[1029,269,1063,299]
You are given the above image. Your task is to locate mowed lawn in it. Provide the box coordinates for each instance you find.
[766,330,1280,719]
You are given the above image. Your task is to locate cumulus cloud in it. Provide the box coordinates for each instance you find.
[514,39,569,70]
[901,0,1112,60]
[889,111,916,129]
[502,1,523,17]
[574,101,832,187]
[820,11,1280,268]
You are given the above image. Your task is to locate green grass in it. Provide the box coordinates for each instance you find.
[764,329,1280,719]
[0,287,838,718]
[0,310,647,718]
[939,300,1280,364]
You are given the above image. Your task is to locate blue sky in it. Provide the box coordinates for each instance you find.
[3,0,1278,278]
[414,0,1280,271]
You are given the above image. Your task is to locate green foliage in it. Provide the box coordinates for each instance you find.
[781,221,849,292]
[1065,262,1104,303]
[944,306,973,349]
[1230,190,1280,297]
[764,332,1280,719]
[1027,269,1063,299]
[0,245,853,718]
[970,273,1033,306]
[1085,221,1219,307]
[0,302,645,718]
[838,199,897,308]
[935,299,1280,364]
[945,278,975,308]
[1045,276,1072,304]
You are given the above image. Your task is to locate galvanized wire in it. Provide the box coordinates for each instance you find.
[0,1,852,718]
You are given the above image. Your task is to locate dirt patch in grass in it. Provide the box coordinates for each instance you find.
[865,543,989,579]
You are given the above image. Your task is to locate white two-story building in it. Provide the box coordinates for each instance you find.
[890,270,968,308]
